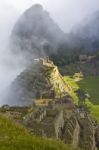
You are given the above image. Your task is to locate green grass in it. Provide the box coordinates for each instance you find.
[78,76,99,121]
[78,76,99,105]
[0,115,75,150]
[63,75,99,122]
[63,76,79,104]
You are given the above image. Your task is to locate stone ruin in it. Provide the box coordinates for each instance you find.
[62,115,80,148]
[35,90,55,100]
[1,100,99,150]
[34,57,54,68]
[32,57,71,102]
[39,57,54,68]
[23,108,64,138]
[21,90,99,150]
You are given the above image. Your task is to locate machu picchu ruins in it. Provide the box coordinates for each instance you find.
[1,2,99,150]
[1,97,99,150]
[0,58,99,150]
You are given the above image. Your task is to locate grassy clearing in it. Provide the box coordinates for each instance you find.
[0,115,75,150]
[63,75,99,122]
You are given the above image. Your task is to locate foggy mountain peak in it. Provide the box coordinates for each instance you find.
[10,4,65,63]
[65,10,99,53]
[26,4,43,12]
[10,3,99,62]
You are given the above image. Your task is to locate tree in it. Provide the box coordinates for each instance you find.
[76,89,87,107]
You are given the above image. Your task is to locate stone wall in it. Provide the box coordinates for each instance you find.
[54,110,64,138]
[62,111,98,150]
[63,115,80,148]
[23,108,64,138]
[78,117,96,150]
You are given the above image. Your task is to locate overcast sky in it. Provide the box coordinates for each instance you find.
[1,0,99,33]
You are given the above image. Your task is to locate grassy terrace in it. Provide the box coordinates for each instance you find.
[63,75,99,122]
[0,115,76,150]
[78,76,99,105]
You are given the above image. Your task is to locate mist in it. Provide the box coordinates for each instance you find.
[0,0,99,105]
[0,2,25,105]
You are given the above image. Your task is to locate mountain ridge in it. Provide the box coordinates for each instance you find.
[2,58,71,106]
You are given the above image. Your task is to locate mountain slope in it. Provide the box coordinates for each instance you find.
[10,4,65,63]
[2,58,70,106]
[0,114,75,150]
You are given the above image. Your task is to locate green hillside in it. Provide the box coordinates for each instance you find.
[78,76,99,121]
[78,76,99,105]
[63,75,99,122]
[0,115,75,150]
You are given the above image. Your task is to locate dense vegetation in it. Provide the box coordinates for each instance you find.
[0,115,75,150]
[50,52,79,66]
[50,51,99,72]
